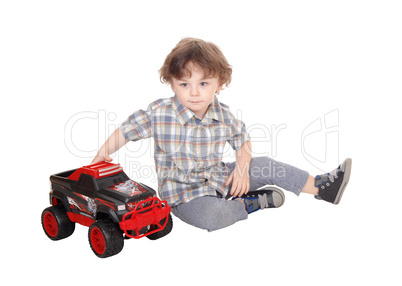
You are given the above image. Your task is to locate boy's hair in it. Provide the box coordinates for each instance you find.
[159,38,232,88]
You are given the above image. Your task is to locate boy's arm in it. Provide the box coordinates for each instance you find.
[225,140,252,197]
[92,127,129,163]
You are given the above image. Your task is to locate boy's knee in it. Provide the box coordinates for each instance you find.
[250,156,277,177]
[202,200,247,231]
[251,156,277,167]
[172,196,247,232]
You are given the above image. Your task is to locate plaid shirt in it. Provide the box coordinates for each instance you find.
[120,95,250,206]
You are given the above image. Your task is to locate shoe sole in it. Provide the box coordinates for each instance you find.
[333,158,352,204]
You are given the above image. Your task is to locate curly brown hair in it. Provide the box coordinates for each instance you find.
[159,38,232,88]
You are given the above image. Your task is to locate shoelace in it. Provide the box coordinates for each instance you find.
[327,167,339,183]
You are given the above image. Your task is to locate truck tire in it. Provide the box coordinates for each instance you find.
[88,220,124,258]
[147,213,173,240]
[41,205,75,240]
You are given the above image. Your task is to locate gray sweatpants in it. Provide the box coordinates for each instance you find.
[171,156,309,231]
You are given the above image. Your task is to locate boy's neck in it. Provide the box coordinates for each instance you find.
[193,109,208,119]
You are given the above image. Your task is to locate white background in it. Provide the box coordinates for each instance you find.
[1,1,401,285]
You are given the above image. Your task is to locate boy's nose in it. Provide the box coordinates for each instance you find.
[190,86,200,96]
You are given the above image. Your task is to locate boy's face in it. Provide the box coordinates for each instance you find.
[171,63,223,119]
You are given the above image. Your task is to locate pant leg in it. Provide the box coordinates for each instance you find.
[171,196,248,232]
[225,156,309,196]
[171,156,309,232]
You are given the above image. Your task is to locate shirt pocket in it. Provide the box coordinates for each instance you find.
[155,124,194,170]
[155,127,186,156]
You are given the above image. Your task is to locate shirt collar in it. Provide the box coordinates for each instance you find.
[172,94,195,125]
[204,95,224,123]
[172,94,224,125]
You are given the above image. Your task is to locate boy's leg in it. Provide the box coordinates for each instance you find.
[225,156,309,196]
[301,175,319,195]
[226,156,352,204]
[171,196,248,232]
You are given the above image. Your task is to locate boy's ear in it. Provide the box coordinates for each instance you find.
[216,82,224,94]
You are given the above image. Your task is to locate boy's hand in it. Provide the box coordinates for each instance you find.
[91,154,112,164]
[225,166,250,198]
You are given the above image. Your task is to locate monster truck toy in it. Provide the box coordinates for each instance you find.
[41,161,173,258]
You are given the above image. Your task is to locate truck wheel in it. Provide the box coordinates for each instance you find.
[41,205,75,241]
[88,220,124,258]
[147,213,173,240]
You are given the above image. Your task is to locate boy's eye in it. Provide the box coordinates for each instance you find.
[180,83,188,87]
[200,82,208,86]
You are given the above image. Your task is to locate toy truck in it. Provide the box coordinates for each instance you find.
[41,162,173,258]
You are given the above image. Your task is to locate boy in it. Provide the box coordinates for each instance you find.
[92,38,352,231]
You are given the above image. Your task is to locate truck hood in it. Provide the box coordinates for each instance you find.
[97,179,155,203]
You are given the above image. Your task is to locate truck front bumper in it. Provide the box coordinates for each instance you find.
[119,197,171,239]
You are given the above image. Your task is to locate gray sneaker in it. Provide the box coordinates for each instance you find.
[236,187,285,214]
[315,158,352,204]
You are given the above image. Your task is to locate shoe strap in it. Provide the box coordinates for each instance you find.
[238,197,260,213]
[258,194,269,209]
[315,173,329,187]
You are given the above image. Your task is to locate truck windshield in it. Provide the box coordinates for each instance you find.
[96,172,130,190]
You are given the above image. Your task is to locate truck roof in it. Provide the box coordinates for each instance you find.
[68,162,123,181]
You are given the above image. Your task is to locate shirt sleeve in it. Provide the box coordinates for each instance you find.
[226,112,250,151]
[120,108,153,141]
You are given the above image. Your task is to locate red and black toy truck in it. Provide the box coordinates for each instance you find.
[41,162,173,258]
